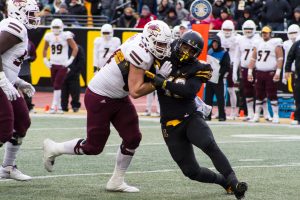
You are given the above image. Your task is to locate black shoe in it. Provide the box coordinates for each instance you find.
[72,107,79,112]
[233,182,248,199]
[219,118,226,121]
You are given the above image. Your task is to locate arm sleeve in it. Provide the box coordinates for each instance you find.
[233,44,241,75]
[165,77,202,99]
[93,39,99,67]
[285,41,298,72]
[219,52,230,77]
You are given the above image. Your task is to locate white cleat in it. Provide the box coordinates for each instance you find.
[290,120,300,125]
[46,108,56,114]
[43,139,59,172]
[249,114,260,123]
[106,180,140,193]
[0,165,32,181]
[272,116,280,124]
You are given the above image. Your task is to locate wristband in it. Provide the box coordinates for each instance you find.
[275,68,281,76]
[69,56,75,63]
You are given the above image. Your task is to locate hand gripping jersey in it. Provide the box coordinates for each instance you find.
[88,33,154,98]
[44,31,74,66]
[234,34,262,69]
[217,31,241,64]
[93,37,121,69]
[0,18,28,84]
[283,39,296,72]
[254,38,283,71]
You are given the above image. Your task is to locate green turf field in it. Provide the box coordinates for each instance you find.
[0,115,300,200]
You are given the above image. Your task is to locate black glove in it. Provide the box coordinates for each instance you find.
[145,71,167,89]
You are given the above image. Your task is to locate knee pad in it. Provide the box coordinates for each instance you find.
[120,143,136,156]
[122,133,142,151]
[76,139,104,155]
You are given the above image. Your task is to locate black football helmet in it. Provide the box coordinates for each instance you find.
[174,30,204,63]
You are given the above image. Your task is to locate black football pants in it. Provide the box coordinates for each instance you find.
[293,77,300,121]
[205,81,226,120]
[161,113,237,187]
[61,78,81,111]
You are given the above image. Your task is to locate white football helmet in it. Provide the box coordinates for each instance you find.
[242,20,256,38]
[101,24,113,40]
[6,0,40,29]
[221,20,235,38]
[51,18,64,35]
[287,24,300,42]
[142,20,172,59]
[172,25,180,40]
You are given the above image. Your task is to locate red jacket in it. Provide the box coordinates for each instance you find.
[135,14,157,28]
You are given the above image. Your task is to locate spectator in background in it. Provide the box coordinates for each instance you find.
[164,7,181,28]
[212,0,225,19]
[236,6,259,30]
[212,7,234,30]
[19,41,37,113]
[205,36,230,121]
[39,5,53,25]
[53,0,63,13]
[55,3,74,26]
[85,0,101,16]
[68,0,87,15]
[101,0,118,22]
[289,6,300,26]
[288,0,300,11]
[135,5,157,28]
[61,45,84,112]
[176,0,189,21]
[138,0,157,16]
[179,23,188,36]
[224,0,235,18]
[116,7,137,28]
[261,0,292,31]
[157,0,171,20]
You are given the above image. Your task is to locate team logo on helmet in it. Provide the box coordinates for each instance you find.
[147,24,161,37]
[12,0,27,7]
[190,0,212,20]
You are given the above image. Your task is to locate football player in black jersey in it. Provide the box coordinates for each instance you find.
[146,31,248,199]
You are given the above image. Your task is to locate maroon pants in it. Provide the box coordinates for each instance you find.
[0,89,30,143]
[51,65,68,90]
[255,70,278,101]
[227,66,238,88]
[241,68,255,98]
[79,88,142,155]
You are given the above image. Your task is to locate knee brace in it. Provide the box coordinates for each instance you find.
[75,139,104,155]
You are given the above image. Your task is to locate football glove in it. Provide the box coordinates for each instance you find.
[15,78,36,97]
[43,58,52,69]
[0,72,20,101]
[155,61,172,78]
[145,71,167,89]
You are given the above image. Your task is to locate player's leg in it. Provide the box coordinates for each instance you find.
[61,79,69,112]
[43,88,112,172]
[0,89,14,147]
[144,92,154,116]
[53,66,68,113]
[49,65,59,113]
[162,122,227,188]
[266,71,279,123]
[187,113,247,198]
[215,81,226,121]
[242,68,255,120]
[293,78,300,124]
[107,96,141,192]
[252,71,266,122]
[227,68,238,119]
[0,96,31,181]
[70,78,81,112]
[204,82,214,120]
[154,91,160,115]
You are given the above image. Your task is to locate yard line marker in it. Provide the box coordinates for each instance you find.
[1,164,300,182]
[239,159,264,162]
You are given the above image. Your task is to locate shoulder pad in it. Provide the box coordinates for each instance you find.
[271,38,283,47]
[113,37,121,45]
[125,43,153,70]
[63,31,74,40]
[0,18,27,41]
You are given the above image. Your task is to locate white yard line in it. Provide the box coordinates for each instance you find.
[1,163,300,182]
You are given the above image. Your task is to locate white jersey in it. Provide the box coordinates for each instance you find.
[217,32,241,64]
[93,37,121,69]
[44,31,73,66]
[234,34,262,69]
[0,18,28,84]
[254,38,283,71]
[283,40,295,72]
[88,33,154,98]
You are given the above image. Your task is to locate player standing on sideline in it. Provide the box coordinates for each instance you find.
[248,26,284,123]
[0,0,40,181]
[217,20,241,120]
[233,20,261,121]
[43,20,172,192]
[93,24,121,72]
[145,30,247,199]
[43,18,78,114]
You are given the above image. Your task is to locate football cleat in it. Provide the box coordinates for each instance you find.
[272,116,280,124]
[291,120,300,125]
[233,182,248,199]
[0,165,32,181]
[43,139,59,172]
[106,179,139,193]
[46,108,56,114]
[249,113,259,123]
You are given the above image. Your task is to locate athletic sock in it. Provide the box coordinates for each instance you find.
[2,142,20,167]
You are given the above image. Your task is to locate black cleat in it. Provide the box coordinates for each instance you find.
[233,182,248,199]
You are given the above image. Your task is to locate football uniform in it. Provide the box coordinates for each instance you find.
[283,40,296,72]
[93,37,121,69]
[254,38,283,101]
[44,31,74,66]
[77,33,154,155]
[89,33,154,99]
[0,17,30,143]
